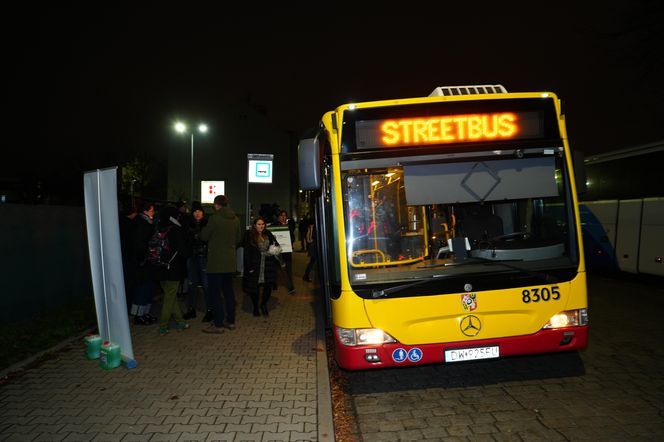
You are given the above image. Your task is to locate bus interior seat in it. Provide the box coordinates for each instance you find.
[459,204,504,247]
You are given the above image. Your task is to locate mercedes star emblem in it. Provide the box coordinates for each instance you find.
[460,315,482,337]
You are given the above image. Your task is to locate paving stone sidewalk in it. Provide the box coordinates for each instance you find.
[0,251,334,442]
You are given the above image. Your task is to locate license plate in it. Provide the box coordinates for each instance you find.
[445,346,500,362]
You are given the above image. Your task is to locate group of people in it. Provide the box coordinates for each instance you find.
[120,195,316,336]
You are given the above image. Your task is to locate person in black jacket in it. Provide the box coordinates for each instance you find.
[243,216,281,317]
[303,219,317,283]
[183,201,209,320]
[154,206,191,335]
[130,201,158,325]
[274,210,296,295]
[119,198,138,311]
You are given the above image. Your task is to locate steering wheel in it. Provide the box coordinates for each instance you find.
[493,231,530,242]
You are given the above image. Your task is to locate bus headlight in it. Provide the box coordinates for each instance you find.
[543,308,588,329]
[336,327,397,346]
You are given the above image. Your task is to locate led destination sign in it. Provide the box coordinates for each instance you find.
[355,111,543,150]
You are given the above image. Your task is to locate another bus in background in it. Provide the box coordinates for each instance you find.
[580,140,664,277]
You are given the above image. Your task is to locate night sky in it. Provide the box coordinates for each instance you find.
[4,3,663,201]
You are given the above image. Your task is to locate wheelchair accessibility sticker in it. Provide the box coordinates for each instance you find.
[407,348,423,362]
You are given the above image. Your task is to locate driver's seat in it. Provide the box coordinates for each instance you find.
[460,205,504,248]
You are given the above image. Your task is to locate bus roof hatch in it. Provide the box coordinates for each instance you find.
[429,84,507,96]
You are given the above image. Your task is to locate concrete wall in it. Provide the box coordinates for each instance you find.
[0,204,91,325]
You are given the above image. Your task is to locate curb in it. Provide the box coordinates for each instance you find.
[0,326,97,380]
[316,292,336,441]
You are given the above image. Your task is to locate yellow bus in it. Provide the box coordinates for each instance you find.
[298,85,588,370]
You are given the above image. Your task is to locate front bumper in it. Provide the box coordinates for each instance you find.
[334,326,588,370]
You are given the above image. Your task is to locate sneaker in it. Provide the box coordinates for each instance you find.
[144,314,158,324]
[303,276,312,282]
[176,322,191,331]
[288,289,296,295]
[202,310,214,323]
[158,327,169,335]
[223,323,236,330]
[182,308,196,320]
[134,315,149,326]
[202,324,224,334]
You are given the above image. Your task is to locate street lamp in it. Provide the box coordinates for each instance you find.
[174,121,208,205]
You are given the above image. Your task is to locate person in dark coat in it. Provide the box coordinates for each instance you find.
[243,216,281,317]
[183,201,209,320]
[119,198,138,311]
[274,210,296,295]
[154,206,191,335]
[200,194,243,333]
[298,215,309,252]
[303,219,317,283]
[130,201,158,325]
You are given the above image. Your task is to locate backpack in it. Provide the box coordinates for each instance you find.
[145,226,178,269]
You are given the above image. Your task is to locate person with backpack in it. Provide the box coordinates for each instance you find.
[152,206,192,335]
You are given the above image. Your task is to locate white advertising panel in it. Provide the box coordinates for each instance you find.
[201,180,225,204]
[83,167,136,368]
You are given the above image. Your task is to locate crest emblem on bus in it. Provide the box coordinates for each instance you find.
[462,293,477,312]
[460,315,482,337]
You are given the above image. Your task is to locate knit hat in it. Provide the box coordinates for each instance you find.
[191,201,203,213]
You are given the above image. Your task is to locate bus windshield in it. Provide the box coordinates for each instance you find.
[342,149,578,285]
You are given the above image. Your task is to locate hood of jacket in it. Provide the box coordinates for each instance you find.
[218,206,236,219]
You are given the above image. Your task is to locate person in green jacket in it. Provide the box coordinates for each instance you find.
[200,195,244,333]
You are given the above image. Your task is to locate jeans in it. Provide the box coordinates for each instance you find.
[304,246,318,279]
[280,253,294,291]
[132,278,154,316]
[208,272,236,327]
[186,254,209,311]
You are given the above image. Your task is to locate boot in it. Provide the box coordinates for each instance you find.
[202,310,214,323]
[251,293,260,317]
[260,287,271,317]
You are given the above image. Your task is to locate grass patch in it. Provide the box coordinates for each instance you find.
[0,298,97,372]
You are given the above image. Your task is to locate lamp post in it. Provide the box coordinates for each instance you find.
[175,121,208,204]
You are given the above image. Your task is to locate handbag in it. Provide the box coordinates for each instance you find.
[267,244,282,256]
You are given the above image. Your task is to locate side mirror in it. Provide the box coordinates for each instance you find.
[572,150,587,195]
[298,130,322,190]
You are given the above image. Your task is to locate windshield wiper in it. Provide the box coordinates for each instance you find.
[371,274,446,298]
[451,257,558,283]
[442,258,522,267]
